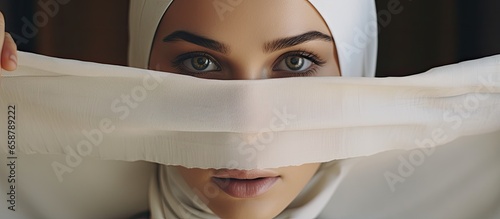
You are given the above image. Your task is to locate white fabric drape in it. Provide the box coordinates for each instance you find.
[1,52,499,169]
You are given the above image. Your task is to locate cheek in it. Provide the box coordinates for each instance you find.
[279,163,321,186]
[175,166,213,191]
[314,62,340,77]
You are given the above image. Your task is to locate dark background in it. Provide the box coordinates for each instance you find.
[1,0,499,77]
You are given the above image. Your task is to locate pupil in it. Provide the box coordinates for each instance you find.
[192,57,209,70]
[287,57,303,70]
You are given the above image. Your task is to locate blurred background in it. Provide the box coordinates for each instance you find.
[0,0,499,77]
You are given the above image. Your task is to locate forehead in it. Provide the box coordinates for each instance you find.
[158,0,331,42]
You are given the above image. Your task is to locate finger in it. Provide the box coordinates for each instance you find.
[0,12,5,74]
[1,33,17,71]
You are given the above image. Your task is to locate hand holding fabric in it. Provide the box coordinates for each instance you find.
[0,11,17,73]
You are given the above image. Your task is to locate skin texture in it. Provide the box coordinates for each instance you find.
[0,12,18,74]
[149,0,341,218]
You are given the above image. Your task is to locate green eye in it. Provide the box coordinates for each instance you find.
[286,56,305,70]
[183,56,220,72]
[191,57,209,70]
[275,56,313,72]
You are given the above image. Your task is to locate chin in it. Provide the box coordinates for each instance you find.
[175,164,321,218]
[203,178,298,219]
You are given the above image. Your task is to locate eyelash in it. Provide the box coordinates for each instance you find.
[273,50,326,77]
[171,50,326,76]
[171,52,221,75]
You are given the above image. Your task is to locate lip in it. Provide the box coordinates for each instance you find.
[213,169,280,179]
[212,170,280,198]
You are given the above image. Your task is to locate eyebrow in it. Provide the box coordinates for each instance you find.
[163,30,333,54]
[264,31,333,53]
[163,31,230,54]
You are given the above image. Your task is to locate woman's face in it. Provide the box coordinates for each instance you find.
[149,0,340,79]
[149,0,338,218]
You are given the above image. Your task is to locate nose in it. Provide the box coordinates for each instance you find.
[228,67,270,80]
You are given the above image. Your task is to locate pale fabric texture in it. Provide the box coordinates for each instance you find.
[1,133,499,219]
[0,52,499,218]
[1,52,499,168]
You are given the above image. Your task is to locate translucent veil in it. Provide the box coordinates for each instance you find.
[1,52,499,169]
[0,0,497,170]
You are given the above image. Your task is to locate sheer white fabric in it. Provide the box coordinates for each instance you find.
[0,52,499,219]
[1,52,498,169]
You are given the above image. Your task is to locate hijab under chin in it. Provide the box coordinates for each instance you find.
[149,161,359,218]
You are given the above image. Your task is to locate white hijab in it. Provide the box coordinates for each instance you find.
[128,0,378,218]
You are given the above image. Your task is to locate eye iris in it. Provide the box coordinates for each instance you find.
[191,57,210,70]
[286,56,304,70]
